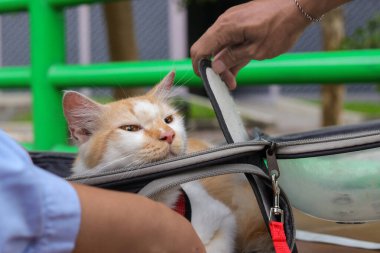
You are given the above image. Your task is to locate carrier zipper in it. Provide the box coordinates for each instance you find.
[274,130,380,147]
[107,140,268,173]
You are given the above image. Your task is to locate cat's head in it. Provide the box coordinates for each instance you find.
[63,71,187,174]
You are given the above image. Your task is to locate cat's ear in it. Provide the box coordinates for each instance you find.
[62,91,103,145]
[147,70,175,98]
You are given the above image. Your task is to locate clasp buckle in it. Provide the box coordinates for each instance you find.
[269,174,284,223]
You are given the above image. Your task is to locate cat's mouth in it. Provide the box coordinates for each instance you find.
[145,142,184,163]
[169,144,185,157]
[162,147,182,160]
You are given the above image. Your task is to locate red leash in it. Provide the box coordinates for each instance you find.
[270,221,291,253]
[268,169,292,253]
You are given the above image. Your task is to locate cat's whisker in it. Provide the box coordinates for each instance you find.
[177,76,193,89]
[158,89,173,103]
[94,153,137,171]
[119,86,128,98]
[92,154,132,170]
[174,70,188,86]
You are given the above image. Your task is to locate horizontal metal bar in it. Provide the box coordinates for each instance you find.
[238,49,380,84]
[49,59,202,87]
[48,0,121,8]
[0,0,28,13]
[49,50,380,88]
[0,66,30,88]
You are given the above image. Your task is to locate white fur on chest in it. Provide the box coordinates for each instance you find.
[181,181,237,253]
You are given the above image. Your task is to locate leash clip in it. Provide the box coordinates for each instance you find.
[269,173,284,223]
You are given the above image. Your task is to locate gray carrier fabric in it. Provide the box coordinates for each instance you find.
[138,163,269,198]
[66,141,267,186]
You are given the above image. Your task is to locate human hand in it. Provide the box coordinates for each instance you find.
[191,0,310,90]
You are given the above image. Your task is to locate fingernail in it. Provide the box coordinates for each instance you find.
[213,60,226,74]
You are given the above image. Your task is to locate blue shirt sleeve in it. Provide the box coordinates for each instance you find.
[0,130,81,253]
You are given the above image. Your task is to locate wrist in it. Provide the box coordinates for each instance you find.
[294,0,350,22]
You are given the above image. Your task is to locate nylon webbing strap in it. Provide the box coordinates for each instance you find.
[138,163,269,199]
[270,221,291,253]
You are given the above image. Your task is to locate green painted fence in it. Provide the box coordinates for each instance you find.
[0,0,380,152]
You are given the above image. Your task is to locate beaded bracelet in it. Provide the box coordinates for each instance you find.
[293,0,324,22]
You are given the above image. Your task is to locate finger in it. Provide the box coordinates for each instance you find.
[231,60,250,76]
[212,44,255,74]
[218,60,249,90]
[220,70,237,90]
[219,60,248,90]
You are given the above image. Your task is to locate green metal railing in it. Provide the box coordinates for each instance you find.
[0,0,380,152]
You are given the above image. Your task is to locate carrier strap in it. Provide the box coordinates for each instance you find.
[270,221,291,253]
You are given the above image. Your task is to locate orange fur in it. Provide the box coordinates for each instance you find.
[187,138,210,153]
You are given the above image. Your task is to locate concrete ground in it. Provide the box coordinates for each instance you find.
[1,92,379,252]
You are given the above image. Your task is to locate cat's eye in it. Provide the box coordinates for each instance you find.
[164,115,174,124]
[119,125,141,132]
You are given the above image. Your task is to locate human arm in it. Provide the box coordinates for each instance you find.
[190,0,351,89]
[72,183,205,253]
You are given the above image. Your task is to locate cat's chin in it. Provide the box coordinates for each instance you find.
[159,151,177,160]
[167,152,177,159]
[157,149,183,161]
[169,147,185,158]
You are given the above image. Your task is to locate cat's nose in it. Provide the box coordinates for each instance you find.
[160,130,175,144]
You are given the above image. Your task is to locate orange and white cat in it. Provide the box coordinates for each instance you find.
[63,71,272,253]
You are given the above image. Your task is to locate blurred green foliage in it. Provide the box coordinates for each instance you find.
[341,13,380,90]
[189,102,216,119]
[341,13,380,49]
[344,101,380,118]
